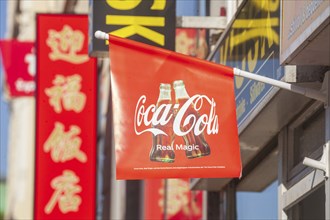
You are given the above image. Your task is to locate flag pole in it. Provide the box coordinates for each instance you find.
[95,30,109,40]
[233,68,326,103]
[95,31,326,103]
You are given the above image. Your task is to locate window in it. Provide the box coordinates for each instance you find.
[287,185,325,220]
[286,102,325,185]
[292,108,325,166]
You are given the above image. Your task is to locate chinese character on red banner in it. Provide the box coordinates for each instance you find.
[109,35,241,179]
[167,179,203,220]
[47,25,89,64]
[35,14,97,220]
[144,179,203,219]
[43,122,87,163]
[45,170,82,214]
[45,74,86,113]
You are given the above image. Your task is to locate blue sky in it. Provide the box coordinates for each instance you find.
[237,181,278,219]
[0,0,9,180]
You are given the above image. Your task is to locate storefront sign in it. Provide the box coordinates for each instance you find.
[109,35,241,179]
[89,0,176,56]
[218,0,283,128]
[0,40,35,97]
[35,14,97,219]
[281,0,330,65]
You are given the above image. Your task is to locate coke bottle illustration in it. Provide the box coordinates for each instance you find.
[149,83,175,163]
[173,80,211,158]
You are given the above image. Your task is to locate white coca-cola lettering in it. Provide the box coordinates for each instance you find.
[152,104,173,126]
[173,95,218,136]
[134,94,219,136]
[208,100,218,134]
[135,95,167,136]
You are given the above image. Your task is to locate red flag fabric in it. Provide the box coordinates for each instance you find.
[109,35,241,179]
[0,40,35,97]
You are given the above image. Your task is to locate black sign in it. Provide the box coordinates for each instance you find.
[89,0,176,57]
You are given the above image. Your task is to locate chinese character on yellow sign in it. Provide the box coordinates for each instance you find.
[44,122,87,163]
[45,170,82,214]
[47,25,89,64]
[45,74,86,113]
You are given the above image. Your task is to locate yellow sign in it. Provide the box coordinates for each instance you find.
[90,0,175,55]
[218,0,281,124]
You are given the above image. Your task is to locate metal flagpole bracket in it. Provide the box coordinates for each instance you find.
[303,142,329,179]
[233,68,327,103]
[95,30,109,40]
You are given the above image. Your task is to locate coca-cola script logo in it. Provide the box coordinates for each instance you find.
[134,94,219,137]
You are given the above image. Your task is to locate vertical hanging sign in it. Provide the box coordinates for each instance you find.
[144,179,203,219]
[166,179,203,219]
[144,179,164,219]
[0,40,35,97]
[89,0,176,56]
[35,14,97,219]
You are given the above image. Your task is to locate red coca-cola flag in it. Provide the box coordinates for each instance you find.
[109,35,241,179]
[0,40,35,97]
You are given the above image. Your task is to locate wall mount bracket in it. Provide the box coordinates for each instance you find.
[303,142,329,179]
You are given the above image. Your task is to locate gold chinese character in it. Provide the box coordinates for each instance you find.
[45,74,86,113]
[167,179,190,215]
[158,179,201,217]
[45,170,82,214]
[191,191,202,216]
[44,122,87,163]
[175,30,195,56]
[47,25,89,64]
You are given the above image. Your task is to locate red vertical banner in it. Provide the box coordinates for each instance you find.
[167,179,203,220]
[35,14,97,219]
[144,180,164,219]
[0,40,35,97]
[144,179,203,219]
